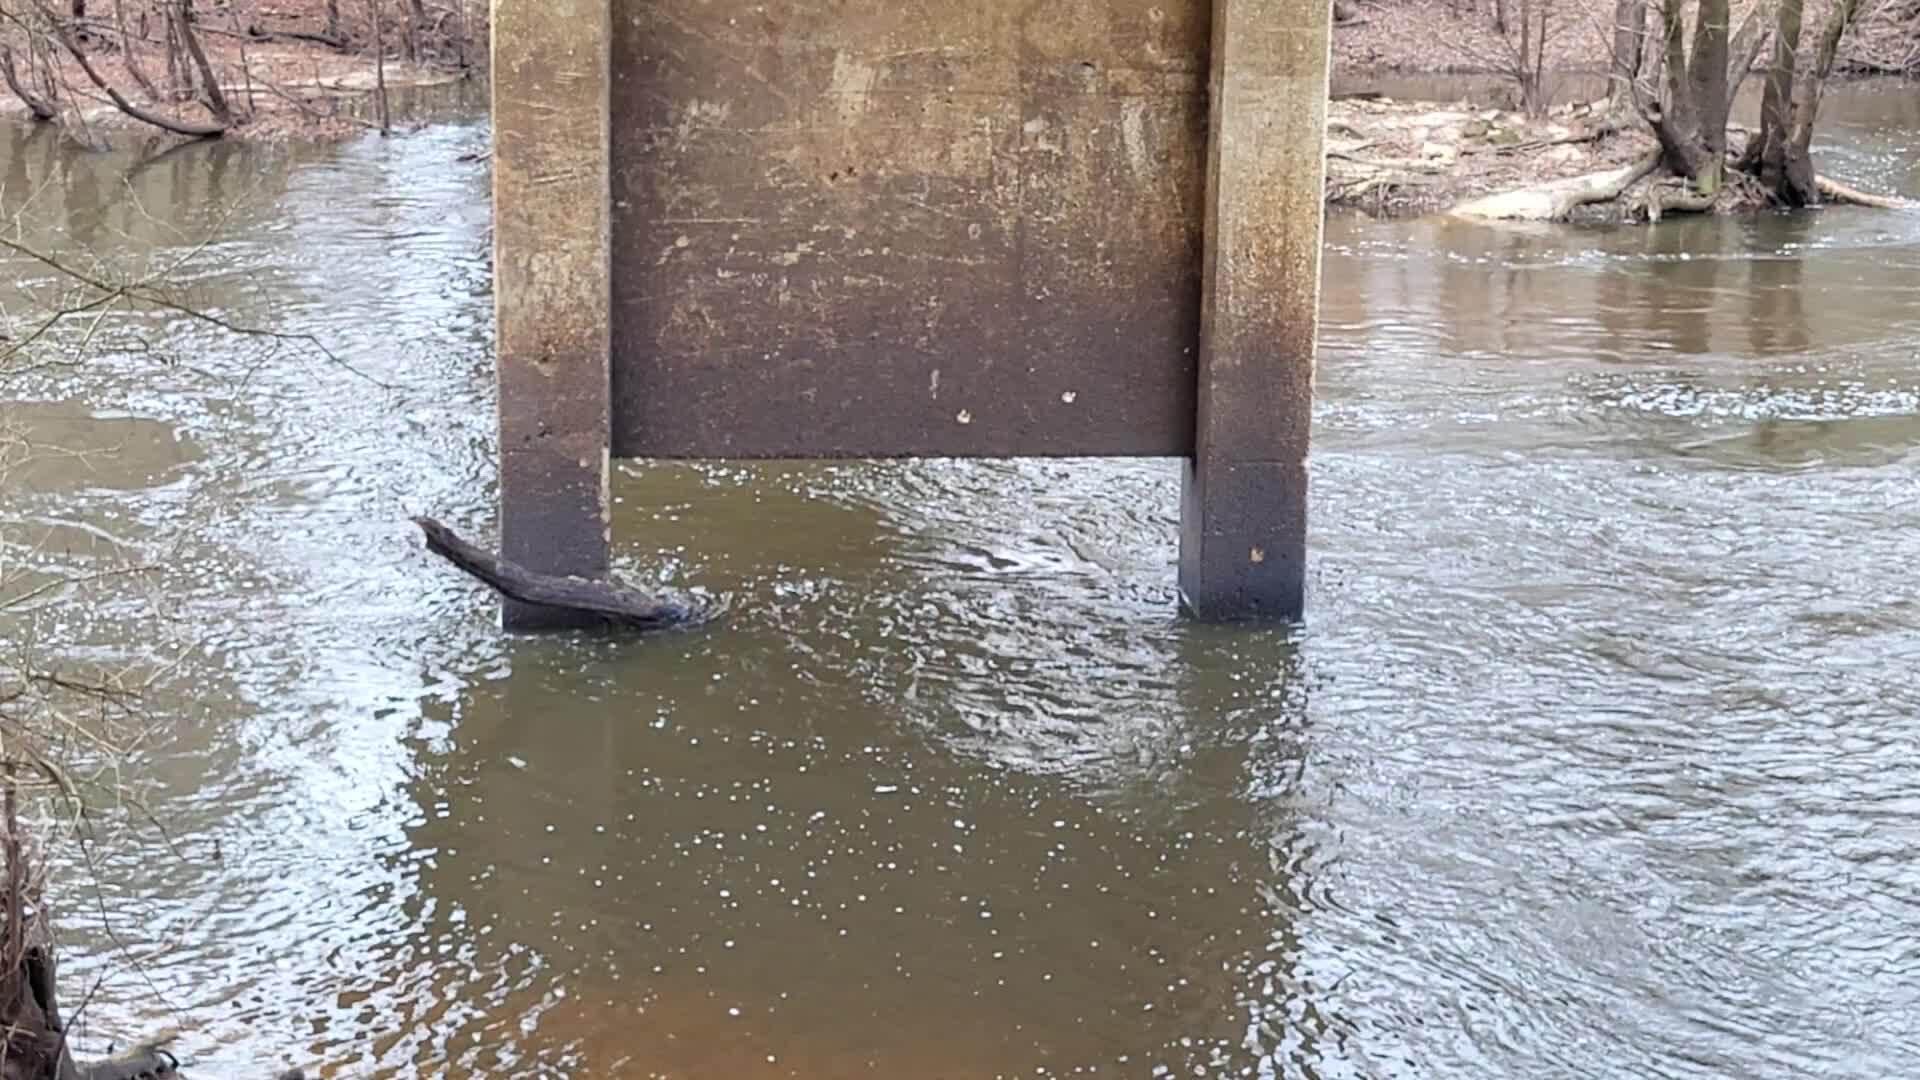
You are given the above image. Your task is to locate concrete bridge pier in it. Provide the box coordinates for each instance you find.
[1180,0,1329,621]
[491,0,1329,629]
[491,0,613,629]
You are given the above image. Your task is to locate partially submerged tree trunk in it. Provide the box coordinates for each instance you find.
[1815,174,1919,208]
[1647,0,1729,191]
[1743,0,1804,194]
[1642,0,1874,206]
[414,517,713,632]
[1777,0,1864,203]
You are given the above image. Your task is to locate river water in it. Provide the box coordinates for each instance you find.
[2,79,1918,1078]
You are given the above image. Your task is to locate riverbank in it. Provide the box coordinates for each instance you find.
[1325,94,1656,217]
[0,0,479,139]
[2,1,1912,209]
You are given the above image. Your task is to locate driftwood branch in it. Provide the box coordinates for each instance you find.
[1814,174,1918,209]
[413,517,713,631]
[1449,146,1661,221]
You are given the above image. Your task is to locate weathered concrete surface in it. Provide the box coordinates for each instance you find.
[607,0,1211,458]
[493,0,1327,625]
[493,0,612,628]
[1178,0,1331,620]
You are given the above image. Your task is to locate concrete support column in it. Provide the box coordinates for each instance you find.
[491,0,612,629]
[1179,0,1331,621]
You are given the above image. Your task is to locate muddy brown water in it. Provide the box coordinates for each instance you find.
[2,79,1919,1078]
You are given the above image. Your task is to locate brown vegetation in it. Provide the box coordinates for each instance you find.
[1327,94,1655,214]
[0,0,480,139]
[1338,0,1919,80]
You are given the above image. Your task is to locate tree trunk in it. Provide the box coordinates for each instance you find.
[43,7,227,136]
[1606,0,1646,119]
[1686,0,1731,190]
[0,46,57,121]
[1529,0,1551,116]
[1778,0,1863,203]
[1651,0,1709,178]
[1724,0,1776,108]
[1746,0,1803,192]
[370,0,390,133]
[115,0,163,101]
[164,6,182,96]
[229,3,256,119]
[406,0,427,62]
[172,0,233,125]
[1517,0,1537,115]
[327,0,343,41]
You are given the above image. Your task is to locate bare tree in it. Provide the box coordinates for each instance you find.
[1442,0,1559,117]
[404,0,423,62]
[1641,0,1875,204]
[113,0,162,101]
[0,43,56,121]
[1603,0,1648,125]
[369,0,389,134]
[29,0,227,137]
[169,0,231,124]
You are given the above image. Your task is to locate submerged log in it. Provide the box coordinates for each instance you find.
[412,517,712,631]
[1815,174,1919,209]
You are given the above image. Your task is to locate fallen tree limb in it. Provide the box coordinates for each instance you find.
[1815,175,1918,209]
[39,6,226,139]
[1449,148,1661,222]
[1328,151,1448,172]
[1463,130,1608,156]
[413,517,715,632]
